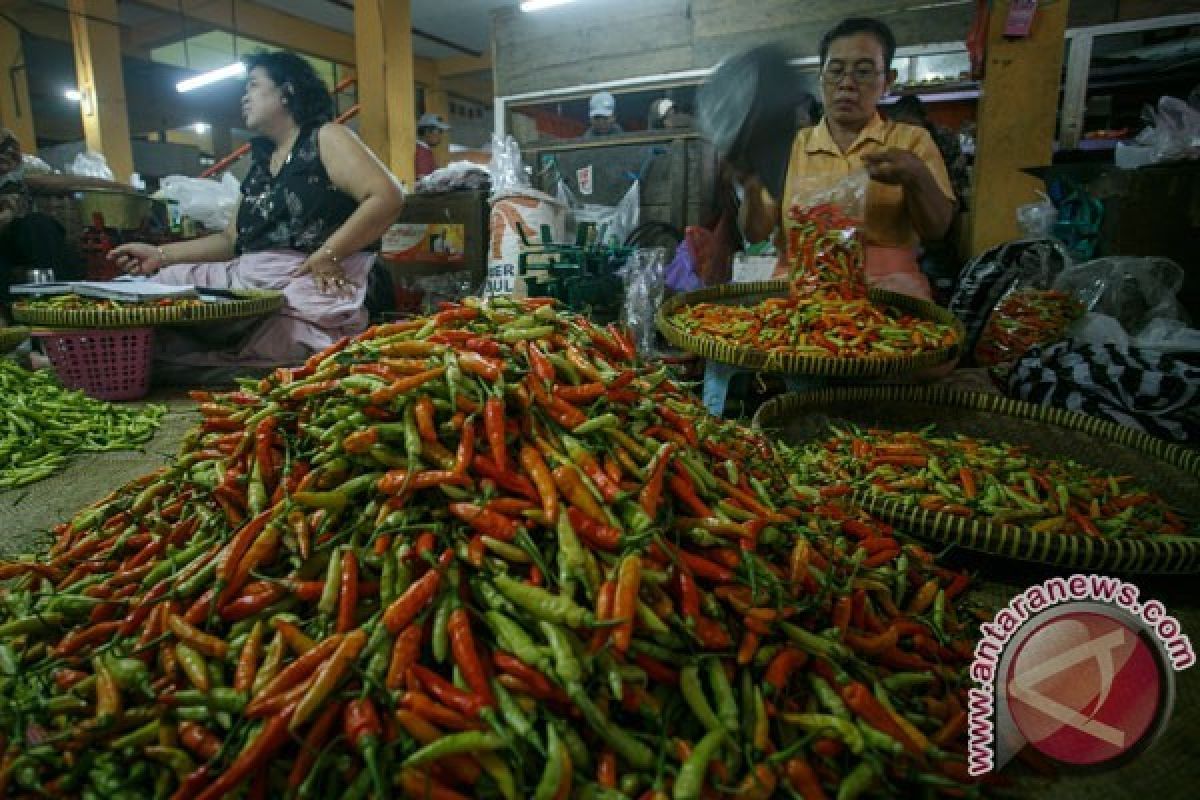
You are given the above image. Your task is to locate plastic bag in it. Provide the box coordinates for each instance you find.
[571,181,640,247]
[155,174,241,231]
[664,227,708,292]
[67,151,114,180]
[1141,96,1200,164]
[949,238,1073,356]
[973,288,1085,369]
[488,134,529,198]
[783,169,869,295]
[1016,191,1058,238]
[620,247,666,355]
[1052,256,1187,334]
[416,161,491,193]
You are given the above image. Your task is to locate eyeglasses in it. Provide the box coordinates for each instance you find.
[821,66,884,85]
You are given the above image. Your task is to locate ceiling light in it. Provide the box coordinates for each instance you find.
[176,62,246,93]
[520,0,579,12]
[192,123,210,134]
[64,88,82,102]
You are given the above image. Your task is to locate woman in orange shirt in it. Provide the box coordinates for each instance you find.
[743,18,956,300]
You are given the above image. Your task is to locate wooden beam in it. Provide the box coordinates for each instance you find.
[0,18,37,147]
[68,0,134,182]
[122,15,214,57]
[354,0,416,186]
[127,0,355,65]
[436,53,492,78]
[967,0,1069,256]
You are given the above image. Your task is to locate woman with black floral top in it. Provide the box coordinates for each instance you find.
[109,51,404,368]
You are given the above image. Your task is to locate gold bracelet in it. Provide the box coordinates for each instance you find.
[321,246,340,265]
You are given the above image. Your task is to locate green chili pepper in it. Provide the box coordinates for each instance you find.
[402,731,505,768]
[568,685,655,770]
[780,713,864,755]
[541,622,584,686]
[680,665,724,734]
[707,659,739,735]
[533,725,566,800]
[492,574,595,628]
[673,728,726,800]
[836,761,877,800]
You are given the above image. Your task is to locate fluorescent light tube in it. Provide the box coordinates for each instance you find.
[520,0,579,11]
[176,62,246,93]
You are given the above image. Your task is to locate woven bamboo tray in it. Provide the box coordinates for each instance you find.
[0,327,30,353]
[11,291,285,329]
[753,386,1200,574]
[656,281,963,378]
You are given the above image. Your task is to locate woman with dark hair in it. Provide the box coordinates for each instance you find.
[742,17,955,299]
[108,51,404,369]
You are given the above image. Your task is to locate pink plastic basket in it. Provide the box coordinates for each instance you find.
[36,328,154,401]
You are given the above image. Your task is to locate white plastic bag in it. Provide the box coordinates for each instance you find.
[416,161,491,193]
[572,181,641,247]
[67,151,113,180]
[155,174,240,231]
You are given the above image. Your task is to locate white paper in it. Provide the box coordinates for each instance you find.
[732,254,777,283]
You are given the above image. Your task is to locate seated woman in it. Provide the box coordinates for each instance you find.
[108,51,404,368]
[742,17,955,300]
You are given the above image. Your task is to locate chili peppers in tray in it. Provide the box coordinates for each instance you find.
[0,361,166,489]
[670,287,959,359]
[0,299,982,799]
[15,294,205,310]
[974,289,1084,369]
[783,424,1194,539]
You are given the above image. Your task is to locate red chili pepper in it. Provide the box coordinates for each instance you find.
[382,554,448,634]
[386,623,424,690]
[485,395,509,471]
[178,721,222,763]
[448,502,522,542]
[343,697,388,798]
[518,445,559,525]
[193,708,295,800]
[287,700,343,790]
[446,607,495,707]
[556,382,607,405]
[410,664,485,717]
[459,351,505,382]
[336,550,358,634]
[464,337,503,357]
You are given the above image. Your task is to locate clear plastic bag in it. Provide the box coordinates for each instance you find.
[973,287,1085,369]
[488,134,529,198]
[67,151,114,180]
[783,169,869,295]
[1141,96,1200,164]
[155,174,241,231]
[557,179,641,247]
[620,247,666,356]
[1016,191,1058,237]
[1052,256,1187,333]
[949,238,1074,356]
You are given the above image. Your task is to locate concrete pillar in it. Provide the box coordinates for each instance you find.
[968,0,1070,256]
[354,0,417,187]
[0,20,37,150]
[68,0,135,183]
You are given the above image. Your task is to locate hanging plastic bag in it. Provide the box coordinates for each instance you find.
[573,181,641,247]
[67,151,114,180]
[664,227,710,292]
[1141,96,1200,164]
[155,174,241,231]
[783,169,869,296]
[488,134,530,198]
[620,248,666,355]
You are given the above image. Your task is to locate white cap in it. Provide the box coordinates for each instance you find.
[589,92,616,118]
[417,113,451,131]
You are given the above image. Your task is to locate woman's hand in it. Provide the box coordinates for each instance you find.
[107,243,166,275]
[861,148,927,187]
[297,249,357,296]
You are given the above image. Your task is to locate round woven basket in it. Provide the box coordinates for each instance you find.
[656,281,963,377]
[753,386,1200,574]
[11,290,285,329]
[0,326,30,353]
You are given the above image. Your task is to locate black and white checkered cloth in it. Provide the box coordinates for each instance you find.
[1008,340,1200,443]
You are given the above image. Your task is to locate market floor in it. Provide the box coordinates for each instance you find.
[0,388,197,558]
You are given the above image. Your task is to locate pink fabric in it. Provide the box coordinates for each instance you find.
[415,142,437,179]
[153,249,371,367]
[864,245,932,301]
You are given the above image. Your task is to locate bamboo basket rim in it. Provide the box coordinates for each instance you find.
[753,386,1200,574]
[11,290,285,329]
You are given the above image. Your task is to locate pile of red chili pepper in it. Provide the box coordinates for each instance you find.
[0,298,983,800]
[782,424,1194,539]
[973,289,1084,370]
[785,202,867,298]
[670,288,958,360]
